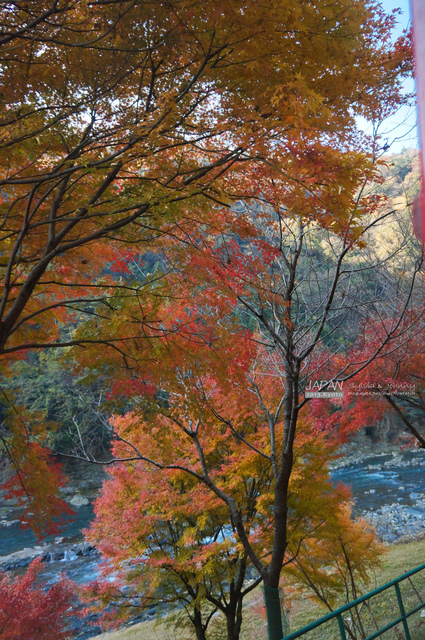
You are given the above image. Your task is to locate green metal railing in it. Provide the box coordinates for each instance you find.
[283,562,425,640]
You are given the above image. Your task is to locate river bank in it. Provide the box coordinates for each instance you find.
[331,446,425,542]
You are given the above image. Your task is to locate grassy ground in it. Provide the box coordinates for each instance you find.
[94,537,425,640]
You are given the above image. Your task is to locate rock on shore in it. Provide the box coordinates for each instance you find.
[0,541,98,571]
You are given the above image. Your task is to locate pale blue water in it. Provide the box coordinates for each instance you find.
[0,503,95,556]
[332,450,425,513]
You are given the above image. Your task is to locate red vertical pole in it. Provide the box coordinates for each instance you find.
[411,0,425,250]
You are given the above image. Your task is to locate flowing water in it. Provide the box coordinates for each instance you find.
[0,503,95,556]
[332,449,425,512]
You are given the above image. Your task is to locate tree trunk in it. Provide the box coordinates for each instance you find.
[226,606,238,640]
[263,446,294,640]
[194,627,207,640]
[226,599,244,640]
[263,583,284,640]
[192,606,207,640]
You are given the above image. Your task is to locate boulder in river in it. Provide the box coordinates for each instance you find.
[70,494,90,507]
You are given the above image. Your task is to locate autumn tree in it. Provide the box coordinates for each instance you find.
[0,0,242,359]
[286,507,385,640]
[70,187,423,640]
[62,238,402,638]
[1,0,409,536]
[118,154,419,637]
[85,455,262,640]
[0,558,75,640]
[0,2,415,638]
[0,0,407,359]
[81,324,368,640]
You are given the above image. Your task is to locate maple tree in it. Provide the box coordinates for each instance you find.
[0,2,417,638]
[71,185,422,640]
[83,334,370,640]
[286,507,385,640]
[0,558,75,640]
[85,455,262,640]
[309,307,425,448]
[146,195,420,639]
[0,0,358,532]
[0,0,238,359]
[66,268,393,639]
[0,0,408,360]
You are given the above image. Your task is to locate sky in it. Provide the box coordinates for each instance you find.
[358,0,418,154]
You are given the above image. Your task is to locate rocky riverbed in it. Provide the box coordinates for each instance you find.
[332,447,425,543]
[0,540,98,571]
